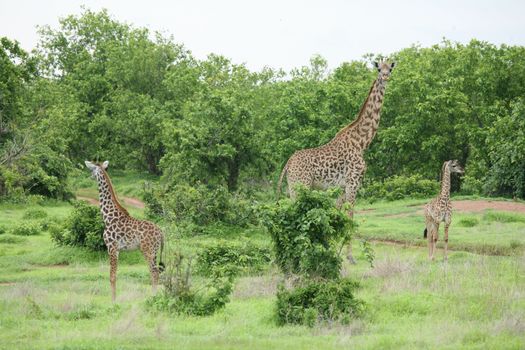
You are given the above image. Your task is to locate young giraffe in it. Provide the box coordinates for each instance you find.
[85,161,164,302]
[277,61,395,263]
[423,160,464,261]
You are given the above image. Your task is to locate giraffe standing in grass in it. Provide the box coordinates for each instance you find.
[424,160,464,261]
[85,161,164,302]
[277,61,395,263]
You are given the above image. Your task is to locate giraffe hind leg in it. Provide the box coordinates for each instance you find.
[444,223,450,262]
[109,249,119,302]
[142,247,160,293]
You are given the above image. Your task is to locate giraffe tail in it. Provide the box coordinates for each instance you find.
[423,228,427,239]
[276,161,289,199]
[158,235,165,273]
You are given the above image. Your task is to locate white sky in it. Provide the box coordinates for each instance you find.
[1,0,524,71]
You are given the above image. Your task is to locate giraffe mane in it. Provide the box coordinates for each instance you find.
[440,161,448,183]
[99,166,130,216]
[332,79,377,140]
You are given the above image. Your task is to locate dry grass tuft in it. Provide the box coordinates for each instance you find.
[233,273,282,299]
[493,311,525,335]
[112,306,145,335]
[364,255,415,278]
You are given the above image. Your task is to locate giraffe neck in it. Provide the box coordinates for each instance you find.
[333,78,386,152]
[439,164,451,201]
[95,171,129,223]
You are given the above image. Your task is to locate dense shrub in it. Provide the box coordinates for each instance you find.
[276,278,364,326]
[195,242,272,276]
[361,175,439,202]
[262,186,352,279]
[147,253,234,316]
[50,201,105,251]
[0,225,6,235]
[10,222,42,236]
[144,182,256,231]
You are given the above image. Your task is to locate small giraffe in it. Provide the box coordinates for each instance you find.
[85,161,164,302]
[423,160,464,261]
[277,61,395,262]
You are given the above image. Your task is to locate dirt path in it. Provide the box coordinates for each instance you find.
[76,195,145,209]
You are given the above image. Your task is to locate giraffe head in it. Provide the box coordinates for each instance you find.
[85,160,109,179]
[373,61,395,82]
[447,160,464,175]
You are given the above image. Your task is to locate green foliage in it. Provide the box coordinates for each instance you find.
[276,278,364,326]
[22,208,48,220]
[50,201,105,251]
[483,211,525,224]
[195,242,272,276]
[263,186,352,279]
[147,253,234,316]
[361,175,439,202]
[484,99,525,198]
[360,239,375,268]
[457,217,480,227]
[0,234,26,243]
[144,182,255,230]
[9,222,42,236]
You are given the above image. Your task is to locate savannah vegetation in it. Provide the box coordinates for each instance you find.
[0,8,524,350]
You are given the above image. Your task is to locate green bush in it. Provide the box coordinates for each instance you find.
[10,222,42,236]
[22,208,48,220]
[0,225,6,235]
[147,253,234,316]
[144,182,256,231]
[276,278,364,326]
[195,242,272,276]
[50,201,106,251]
[262,186,352,279]
[459,175,483,196]
[457,217,479,227]
[483,211,525,223]
[361,175,439,202]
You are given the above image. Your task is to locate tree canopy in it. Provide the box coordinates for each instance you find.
[1,9,524,200]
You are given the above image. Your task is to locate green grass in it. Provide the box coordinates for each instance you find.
[354,198,525,256]
[0,197,524,349]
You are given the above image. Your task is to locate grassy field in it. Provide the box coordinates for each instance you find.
[0,188,524,349]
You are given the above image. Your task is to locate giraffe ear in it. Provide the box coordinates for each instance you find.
[102,161,109,170]
[390,62,395,69]
[373,61,379,69]
[85,161,96,170]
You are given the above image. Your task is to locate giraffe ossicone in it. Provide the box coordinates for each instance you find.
[277,61,395,264]
[85,160,165,302]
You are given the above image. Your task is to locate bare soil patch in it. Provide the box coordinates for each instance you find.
[381,200,525,218]
[452,200,525,214]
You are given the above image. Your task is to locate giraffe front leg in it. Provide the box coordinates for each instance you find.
[108,249,119,302]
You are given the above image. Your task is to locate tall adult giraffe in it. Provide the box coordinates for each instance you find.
[85,161,164,302]
[424,160,464,261]
[277,61,395,262]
